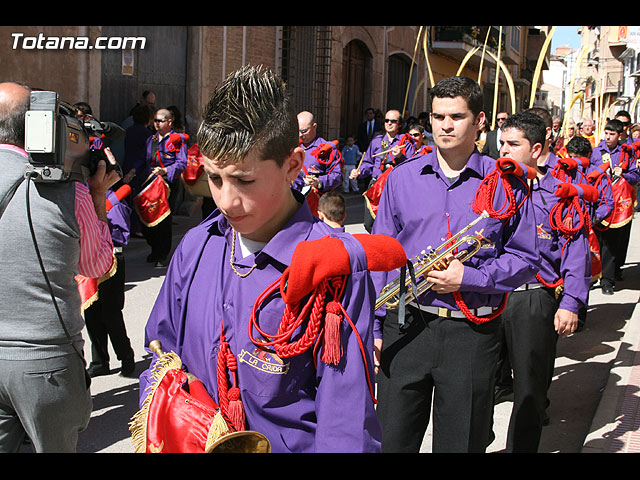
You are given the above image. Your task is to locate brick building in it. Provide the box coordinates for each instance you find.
[0,26,552,146]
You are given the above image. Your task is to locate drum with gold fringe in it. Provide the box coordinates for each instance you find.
[129,343,270,453]
[134,175,171,227]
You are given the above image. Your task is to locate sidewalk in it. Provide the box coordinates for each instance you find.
[582,214,640,453]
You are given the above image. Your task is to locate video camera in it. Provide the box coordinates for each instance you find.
[24,90,123,183]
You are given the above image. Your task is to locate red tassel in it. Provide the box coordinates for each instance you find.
[322,301,343,365]
[227,386,245,432]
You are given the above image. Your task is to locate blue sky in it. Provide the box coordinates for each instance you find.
[550,26,582,51]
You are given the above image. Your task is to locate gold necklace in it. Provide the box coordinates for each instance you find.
[230,228,258,278]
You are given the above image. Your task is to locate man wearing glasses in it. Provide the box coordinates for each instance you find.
[137,108,188,267]
[350,109,415,231]
[481,111,508,159]
[292,111,343,215]
[614,110,634,146]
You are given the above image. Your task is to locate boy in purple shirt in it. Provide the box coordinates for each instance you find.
[492,111,591,452]
[590,119,640,293]
[137,66,392,453]
[372,77,540,453]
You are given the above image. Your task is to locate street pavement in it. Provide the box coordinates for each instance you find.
[71,192,640,453]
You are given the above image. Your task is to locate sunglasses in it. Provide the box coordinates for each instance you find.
[154,118,169,123]
[384,118,399,124]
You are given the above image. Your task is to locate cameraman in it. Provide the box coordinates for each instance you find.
[0,82,120,452]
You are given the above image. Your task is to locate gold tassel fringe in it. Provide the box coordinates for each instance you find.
[129,350,183,453]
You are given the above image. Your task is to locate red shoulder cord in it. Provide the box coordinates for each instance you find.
[381,134,413,173]
[248,275,378,404]
[551,157,588,184]
[472,164,530,221]
[312,141,343,175]
[452,164,532,324]
[539,185,593,288]
[586,162,613,231]
[216,322,245,432]
[620,144,632,171]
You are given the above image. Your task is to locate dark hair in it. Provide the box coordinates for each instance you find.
[614,110,631,122]
[604,118,624,134]
[408,123,425,134]
[565,136,592,157]
[131,104,153,125]
[197,65,298,166]
[167,105,184,132]
[525,107,553,129]
[73,101,92,116]
[317,191,346,224]
[430,76,483,117]
[502,111,547,148]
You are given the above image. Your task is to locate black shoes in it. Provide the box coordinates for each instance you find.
[601,284,614,295]
[87,363,110,378]
[87,359,136,378]
[494,385,514,404]
[120,359,136,377]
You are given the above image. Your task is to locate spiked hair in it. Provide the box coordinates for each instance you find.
[197,65,298,166]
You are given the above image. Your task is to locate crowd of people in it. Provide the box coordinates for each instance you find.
[0,65,638,453]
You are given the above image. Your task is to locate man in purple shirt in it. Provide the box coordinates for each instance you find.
[590,118,640,294]
[292,111,343,215]
[350,109,416,232]
[372,77,540,453]
[136,108,188,267]
[491,111,591,452]
[137,66,385,453]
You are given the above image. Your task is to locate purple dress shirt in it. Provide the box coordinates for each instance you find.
[529,171,591,313]
[371,148,540,337]
[139,130,188,186]
[544,151,614,226]
[106,187,131,248]
[139,194,381,453]
[359,133,416,181]
[590,141,640,187]
[292,136,343,193]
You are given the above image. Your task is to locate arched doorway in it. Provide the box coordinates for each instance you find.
[387,53,416,118]
[340,40,371,141]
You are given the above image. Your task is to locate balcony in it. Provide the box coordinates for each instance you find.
[431,26,507,67]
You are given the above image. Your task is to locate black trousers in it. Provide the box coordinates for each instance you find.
[84,253,134,368]
[142,179,179,261]
[376,306,502,453]
[597,222,632,286]
[496,288,558,452]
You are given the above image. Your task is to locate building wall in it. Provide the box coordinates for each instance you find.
[0,26,103,115]
[0,25,538,148]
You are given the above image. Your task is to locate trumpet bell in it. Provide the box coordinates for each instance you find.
[207,430,272,453]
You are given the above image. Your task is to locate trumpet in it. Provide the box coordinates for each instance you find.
[375,211,490,311]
